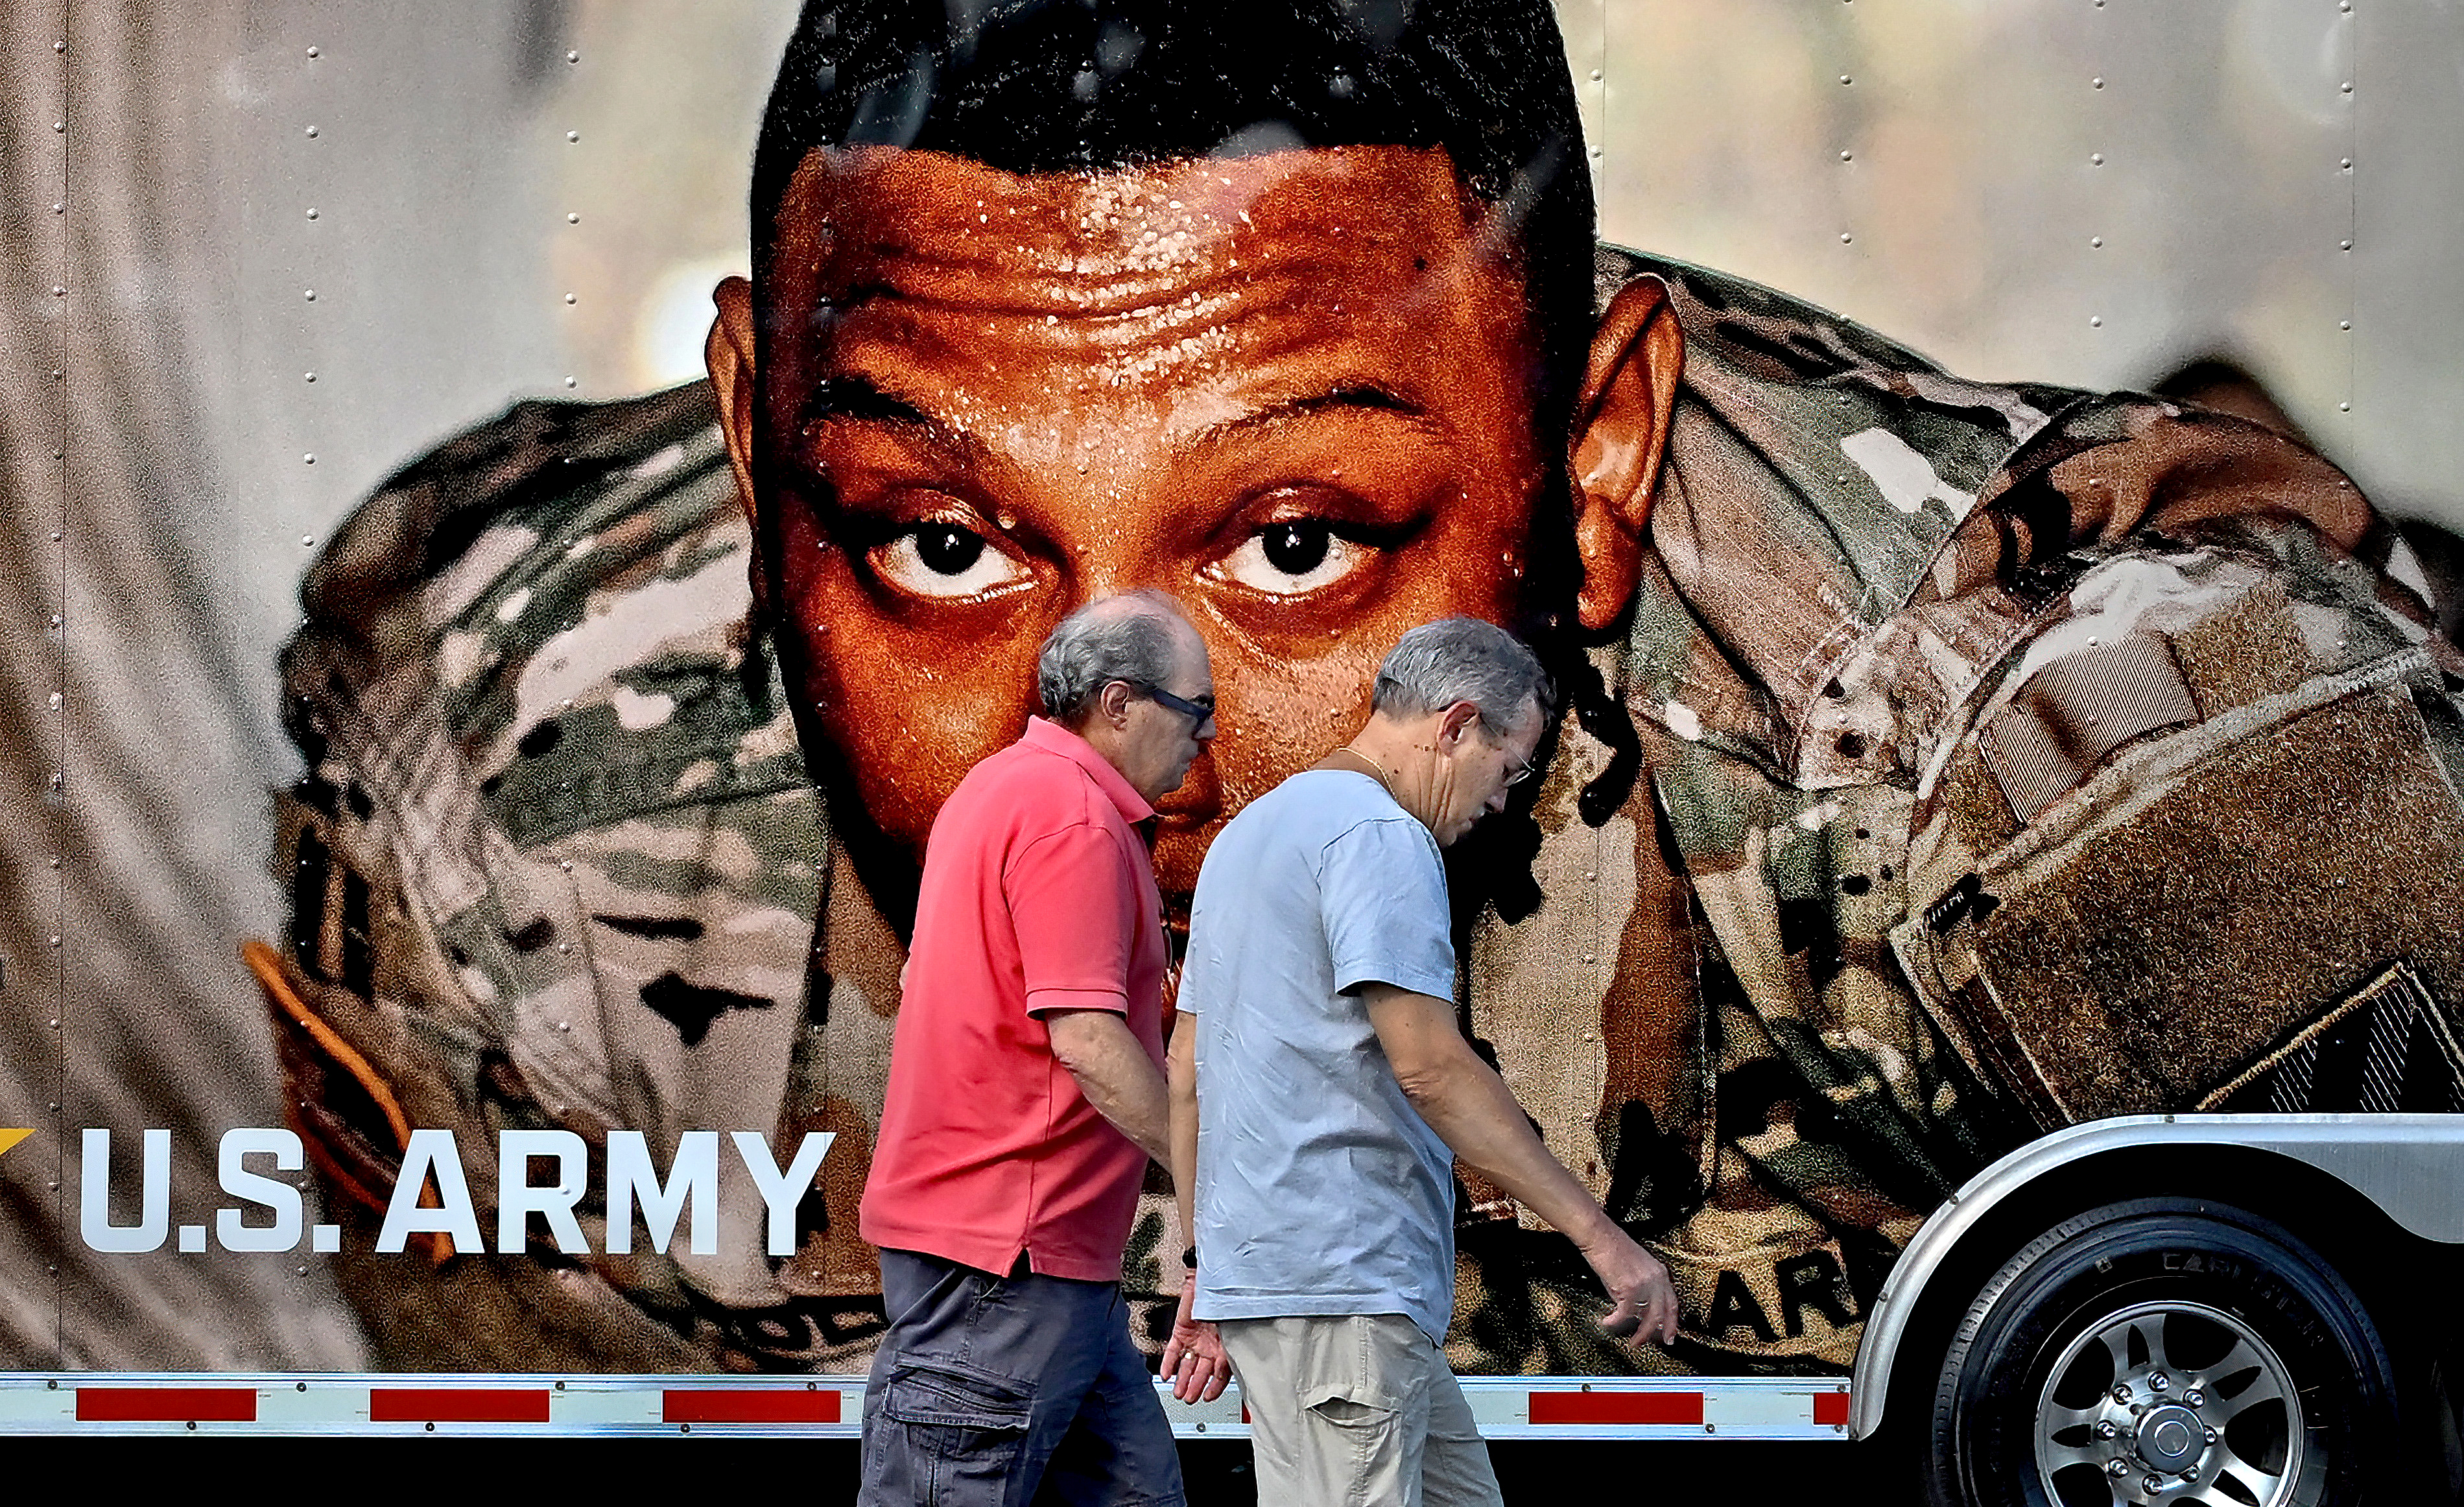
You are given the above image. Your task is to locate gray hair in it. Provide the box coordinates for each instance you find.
[1371,618,1551,733]
[1037,591,1189,724]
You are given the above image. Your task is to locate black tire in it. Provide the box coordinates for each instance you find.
[1923,1198,2396,1507]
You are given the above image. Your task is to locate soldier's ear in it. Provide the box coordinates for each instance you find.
[707,276,759,532]
[1569,276,1684,634]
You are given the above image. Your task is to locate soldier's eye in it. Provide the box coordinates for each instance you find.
[1210,519,1373,597]
[871,521,1031,599]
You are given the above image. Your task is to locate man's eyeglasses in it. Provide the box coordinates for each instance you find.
[1502,750,1536,787]
[1135,683,1217,728]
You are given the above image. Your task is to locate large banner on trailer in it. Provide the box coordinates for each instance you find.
[7,0,2464,1381]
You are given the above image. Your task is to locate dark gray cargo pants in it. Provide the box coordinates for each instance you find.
[859,1248,1186,1507]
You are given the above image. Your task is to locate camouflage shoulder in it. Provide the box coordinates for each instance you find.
[1889,505,2464,1130]
[280,382,761,781]
[296,381,722,654]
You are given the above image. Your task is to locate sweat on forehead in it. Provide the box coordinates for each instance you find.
[764,145,1493,302]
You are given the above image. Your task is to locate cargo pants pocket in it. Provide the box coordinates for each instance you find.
[872,1359,1035,1506]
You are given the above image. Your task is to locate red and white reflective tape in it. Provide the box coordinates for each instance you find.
[0,1374,1852,1439]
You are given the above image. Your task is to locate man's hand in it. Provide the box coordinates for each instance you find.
[1159,1268,1232,1404]
[1581,1226,1681,1344]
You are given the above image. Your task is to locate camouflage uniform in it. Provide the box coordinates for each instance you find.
[255,248,2464,1375]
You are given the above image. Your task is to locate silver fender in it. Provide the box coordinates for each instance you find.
[1849,1111,2464,1438]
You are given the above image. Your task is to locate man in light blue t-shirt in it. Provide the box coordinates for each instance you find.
[1165,618,1679,1507]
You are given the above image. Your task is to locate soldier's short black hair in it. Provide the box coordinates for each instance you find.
[750,0,1596,429]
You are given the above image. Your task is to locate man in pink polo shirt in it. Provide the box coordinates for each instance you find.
[859,589,1231,1507]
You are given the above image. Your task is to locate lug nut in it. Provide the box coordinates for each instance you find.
[2183,1466,2201,1482]
[2205,1427,2218,1444]
[2113,1384,2133,1403]
[2107,1460,2130,1477]
[2185,1389,2204,1406]
[2095,1420,2118,1439]
[2150,1372,2170,1392]
[2144,1476,2164,1495]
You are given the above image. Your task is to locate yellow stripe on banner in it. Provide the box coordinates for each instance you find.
[0,1130,30,1158]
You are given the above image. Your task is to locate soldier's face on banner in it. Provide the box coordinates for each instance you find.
[714,145,1561,897]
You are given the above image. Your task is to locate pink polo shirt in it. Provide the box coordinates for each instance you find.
[859,717,1167,1281]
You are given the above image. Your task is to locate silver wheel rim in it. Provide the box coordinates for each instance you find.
[2032,1299,2316,1507]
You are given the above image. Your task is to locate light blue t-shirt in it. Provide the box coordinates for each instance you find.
[1183,769,1460,1343]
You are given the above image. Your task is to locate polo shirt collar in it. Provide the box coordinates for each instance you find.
[1021,716,1155,824]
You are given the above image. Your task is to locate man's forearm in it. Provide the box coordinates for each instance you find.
[1047,1008,1170,1162]
[1366,984,1679,1342]
[1400,1047,1623,1248]
[1168,1019,1200,1252]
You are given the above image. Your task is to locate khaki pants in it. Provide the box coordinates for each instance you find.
[1220,1314,1504,1507]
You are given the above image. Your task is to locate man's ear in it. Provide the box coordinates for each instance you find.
[1436,700,1485,751]
[707,276,760,531]
[1570,276,1685,634]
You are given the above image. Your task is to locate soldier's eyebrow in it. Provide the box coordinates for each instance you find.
[1186,383,1439,450]
[792,375,988,469]
[796,375,935,431]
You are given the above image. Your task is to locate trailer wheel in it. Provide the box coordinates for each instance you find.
[1924,1198,2394,1507]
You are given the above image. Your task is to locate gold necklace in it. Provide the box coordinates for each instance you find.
[1336,743,1397,796]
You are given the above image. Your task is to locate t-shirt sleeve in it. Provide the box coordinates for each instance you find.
[1007,820,1138,1018]
[1318,816,1455,1000]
